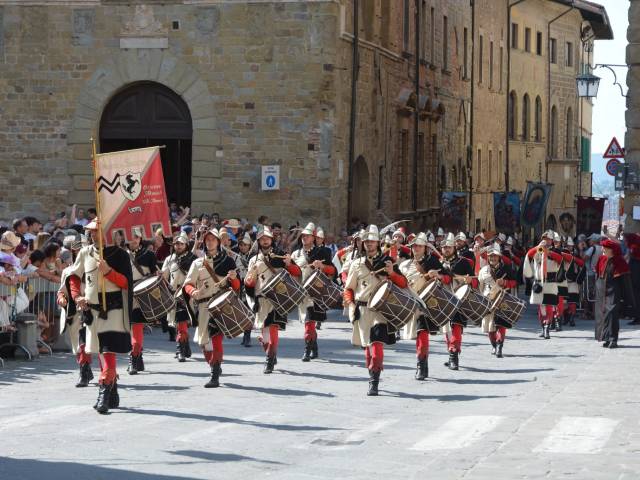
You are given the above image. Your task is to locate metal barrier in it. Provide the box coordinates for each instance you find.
[0,282,36,360]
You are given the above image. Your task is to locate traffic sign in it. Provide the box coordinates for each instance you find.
[261,165,280,191]
[603,136,625,158]
[606,158,621,176]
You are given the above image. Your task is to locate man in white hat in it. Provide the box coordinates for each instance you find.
[398,232,444,380]
[564,236,583,327]
[435,227,445,247]
[343,224,409,395]
[65,218,134,414]
[477,244,518,358]
[183,228,241,388]
[292,222,337,361]
[245,225,302,374]
[439,232,477,370]
[455,232,474,265]
[126,226,159,375]
[161,232,198,362]
[523,230,564,339]
[233,232,255,346]
[551,232,571,332]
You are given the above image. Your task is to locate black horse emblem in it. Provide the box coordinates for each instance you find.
[120,171,142,201]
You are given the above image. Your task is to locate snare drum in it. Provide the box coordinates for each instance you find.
[490,289,527,327]
[208,290,254,338]
[302,270,342,310]
[368,281,421,331]
[261,270,306,316]
[418,281,461,327]
[455,284,493,326]
[133,277,176,322]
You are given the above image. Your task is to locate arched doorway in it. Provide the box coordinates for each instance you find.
[352,156,370,224]
[100,82,193,207]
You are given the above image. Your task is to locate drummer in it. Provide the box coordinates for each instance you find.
[343,224,408,396]
[244,226,302,374]
[477,244,518,358]
[127,227,158,375]
[398,232,443,381]
[439,233,477,371]
[160,232,197,363]
[233,232,254,347]
[292,222,336,362]
[182,228,240,388]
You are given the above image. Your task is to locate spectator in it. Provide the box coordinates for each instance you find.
[12,218,28,246]
[1,231,21,256]
[169,200,182,222]
[87,208,97,221]
[258,215,269,227]
[35,232,52,251]
[23,216,42,245]
[271,222,283,250]
[74,207,89,227]
[325,233,338,257]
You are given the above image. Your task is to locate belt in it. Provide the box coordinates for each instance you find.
[196,296,212,305]
[546,272,557,282]
[89,291,123,311]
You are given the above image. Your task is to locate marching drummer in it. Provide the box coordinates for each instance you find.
[160,232,197,363]
[244,226,302,374]
[127,227,158,375]
[477,244,518,358]
[292,222,336,362]
[182,228,240,388]
[398,232,444,381]
[343,225,408,396]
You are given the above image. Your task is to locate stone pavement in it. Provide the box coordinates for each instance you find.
[1,307,639,480]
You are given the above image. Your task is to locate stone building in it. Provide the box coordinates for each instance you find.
[625,0,640,234]
[507,0,611,240]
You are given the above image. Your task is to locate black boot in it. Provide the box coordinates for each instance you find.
[569,314,576,327]
[367,370,380,396]
[185,341,192,358]
[448,351,459,370]
[544,325,551,339]
[539,326,546,338]
[95,383,113,414]
[491,341,497,356]
[174,342,180,359]
[109,380,120,409]
[496,342,504,358]
[302,341,312,362]
[168,326,176,342]
[242,330,252,347]
[127,354,138,375]
[555,317,563,332]
[177,342,187,362]
[204,363,221,388]
[609,339,618,349]
[264,355,276,374]
[415,358,428,381]
[316,321,322,330]
[136,352,145,372]
[76,363,92,388]
[310,339,319,359]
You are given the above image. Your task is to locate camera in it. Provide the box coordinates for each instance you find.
[532,282,543,294]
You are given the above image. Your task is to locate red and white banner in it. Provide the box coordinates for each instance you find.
[95,146,171,246]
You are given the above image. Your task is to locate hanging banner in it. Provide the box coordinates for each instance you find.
[555,209,577,237]
[576,196,605,236]
[520,182,552,228]
[493,192,521,233]
[440,192,467,231]
[95,146,171,246]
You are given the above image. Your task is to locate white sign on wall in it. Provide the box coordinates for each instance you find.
[261,165,280,191]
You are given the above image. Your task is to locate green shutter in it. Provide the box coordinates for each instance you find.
[581,137,591,172]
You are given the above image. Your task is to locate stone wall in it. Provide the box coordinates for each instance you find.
[626,0,640,233]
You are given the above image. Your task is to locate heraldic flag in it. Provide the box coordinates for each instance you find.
[95,146,171,246]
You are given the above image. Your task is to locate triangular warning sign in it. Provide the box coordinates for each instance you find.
[603,137,625,158]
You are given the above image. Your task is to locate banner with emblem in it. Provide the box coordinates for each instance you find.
[493,192,520,233]
[576,196,605,236]
[520,182,552,228]
[440,191,467,231]
[95,146,170,246]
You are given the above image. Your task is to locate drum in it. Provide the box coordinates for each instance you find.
[261,270,306,316]
[302,270,342,310]
[418,281,461,327]
[132,277,176,322]
[491,289,527,327]
[208,290,254,338]
[455,285,493,326]
[368,281,421,331]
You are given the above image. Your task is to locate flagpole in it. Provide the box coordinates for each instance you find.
[91,137,107,312]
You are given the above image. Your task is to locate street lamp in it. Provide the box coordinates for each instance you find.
[576,72,601,98]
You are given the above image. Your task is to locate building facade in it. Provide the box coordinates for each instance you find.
[625,0,640,234]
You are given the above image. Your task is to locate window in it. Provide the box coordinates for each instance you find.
[477,149,482,188]
[430,7,435,63]
[511,23,518,49]
[566,108,573,158]
[566,41,573,67]
[550,38,557,64]
[522,94,530,141]
[499,46,503,91]
[463,27,469,78]
[550,106,558,158]
[443,16,449,70]
[478,35,484,84]
[525,28,531,52]
[535,96,542,142]
[489,41,494,89]
[536,31,542,55]
[403,0,410,52]
[508,91,517,140]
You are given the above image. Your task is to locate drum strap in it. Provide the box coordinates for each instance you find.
[129,252,146,278]
[202,259,222,285]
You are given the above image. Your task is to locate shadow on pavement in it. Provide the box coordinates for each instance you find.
[168,449,285,465]
[382,391,507,401]
[223,382,335,398]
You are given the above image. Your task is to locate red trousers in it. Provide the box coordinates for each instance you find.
[176,321,189,343]
[447,324,463,353]
[76,344,92,366]
[260,325,279,357]
[488,327,507,344]
[131,323,144,356]
[365,343,384,372]
[416,330,429,360]
[556,296,565,318]
[100,352,117,385]
[538,305,554,325]
[304,321,317,342]
[204,333,224,365]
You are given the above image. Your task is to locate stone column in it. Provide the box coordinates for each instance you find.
[626,0,640,233]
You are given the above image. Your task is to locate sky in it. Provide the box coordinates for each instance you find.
[591,0,629,154]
